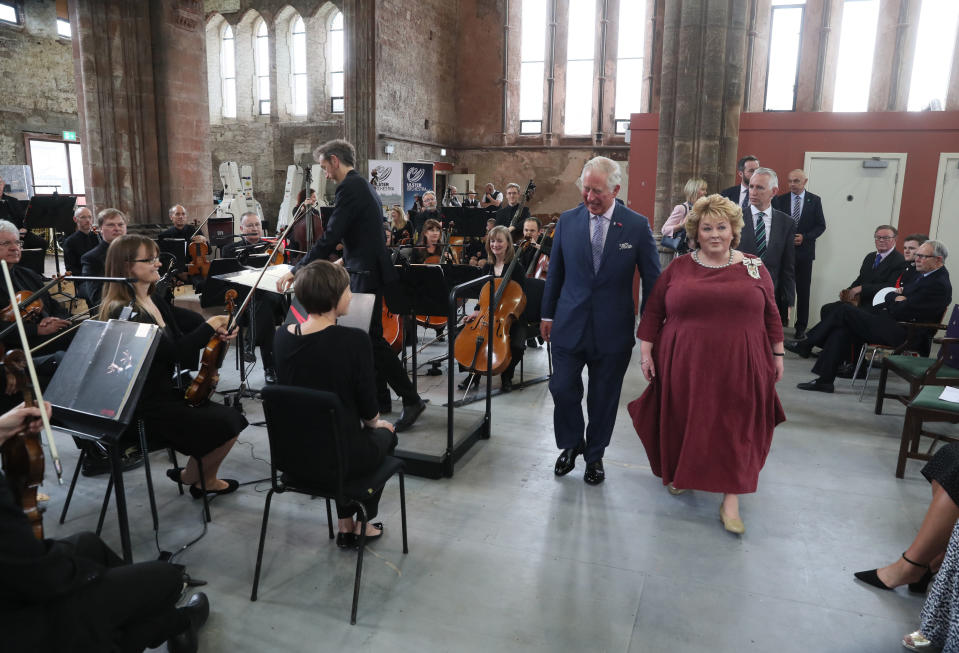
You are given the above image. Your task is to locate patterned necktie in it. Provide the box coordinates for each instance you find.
[755,212,767,257]
[741,190,750,214]
[792,194,801,224]
[591,215,604,273]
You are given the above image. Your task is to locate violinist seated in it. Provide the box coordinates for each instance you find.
[220,211,286,384]
[517,217,543,272]
[80,208,128,306]
[388,205,414,246]
[157,204,208,289]
[409,218,456,265]
[273,260,397,546]
[100,235,247,497]
[0,219,71,351]
[459,225,527,393]
[61,206,100,276]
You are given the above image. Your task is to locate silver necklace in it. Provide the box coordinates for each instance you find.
[692,249,734,269]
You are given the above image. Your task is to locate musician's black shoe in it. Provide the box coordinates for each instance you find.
[81,446,144,478]
[793,327,806,340]
[526,337,539,349]
[167,592,209,653]
[458,374,476,391]
[500,376,513,393]
[242,339,256,364]
[836,362,867,380]
[263,367,277,384]
[584,459,605,485]
[554,441,585,476]
[395,399,427,432]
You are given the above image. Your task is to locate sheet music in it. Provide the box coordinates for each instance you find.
[939,386,959,404]
[212,263,294,294]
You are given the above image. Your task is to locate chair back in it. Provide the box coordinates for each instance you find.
[521,277,545,325]
[261,385,350,490]
[943,304,959,370]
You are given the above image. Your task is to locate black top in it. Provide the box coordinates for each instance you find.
[157,226,193,241]
[220,237,268,260]
[79,239,110,304]
[391,222,414,245]
[495,204,530,230]
[61,230,99,275]
[274,324,378,439]
[482,259,526,292]
[294,170,395,293]
[0,193,26,228]
[0,265,70,347]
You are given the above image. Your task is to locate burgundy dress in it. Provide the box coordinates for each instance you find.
[628,253,785,494]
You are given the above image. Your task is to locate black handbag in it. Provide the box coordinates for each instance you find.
[661,203,690,253]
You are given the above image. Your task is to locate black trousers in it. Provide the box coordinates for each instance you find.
[371,292,419,406]
[806,303,905,382]
[336,426,398,520]
[793,257,814,330]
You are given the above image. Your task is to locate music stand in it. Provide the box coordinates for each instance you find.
[157,238,187,271]
[389,263,452,394]
[44,319,161,562]
[24,194,77,276]
[438,207,490,239]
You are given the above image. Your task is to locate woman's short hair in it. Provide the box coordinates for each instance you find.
[684,194,744,249]
[683,178,707,203]
[485,225,515,262]
[294,260,350,315]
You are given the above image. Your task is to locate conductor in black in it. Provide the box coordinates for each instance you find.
[277,139,426,431]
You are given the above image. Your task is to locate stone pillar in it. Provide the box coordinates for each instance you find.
[343,0,375,171]
[654,0,749,232]
[70,0,212,224]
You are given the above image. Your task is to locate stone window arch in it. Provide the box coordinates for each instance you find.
[274,5,306,120]
[253,17,271,115]
[305,2,342,122]
[205,13,230,123]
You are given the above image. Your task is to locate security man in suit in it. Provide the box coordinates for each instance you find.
[277,139,426,432]
[541,156,661,485]
[719,155,760,213]
[787,240,952,393]
[738,167,796,311]
[771,169,827,338]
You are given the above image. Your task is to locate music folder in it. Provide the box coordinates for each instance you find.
[283,292,376,333]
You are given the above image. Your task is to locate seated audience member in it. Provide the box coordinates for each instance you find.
[0,402,211,653]
[80,208,128,305]
[273,260,397,548]
[786,240,952,393]
[100,234,246,496]
[462,190,480,208]
[901,516,959,651]
[897,233,929,289]
[481,182,503,209]
[443,185,462,207]
[661,178,708,239]
[830,225,906,312]
[61,206,99,276]
[855,442,959,593]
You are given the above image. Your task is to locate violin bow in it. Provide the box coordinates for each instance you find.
[0,260,62,483]
[189,207,218,241]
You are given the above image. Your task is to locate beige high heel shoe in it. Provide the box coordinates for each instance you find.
[719,507,745,534]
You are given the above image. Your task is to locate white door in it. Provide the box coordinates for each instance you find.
[803,152,907,324]
[930,153,959,251]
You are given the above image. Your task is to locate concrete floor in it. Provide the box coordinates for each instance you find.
[37,314,952,653]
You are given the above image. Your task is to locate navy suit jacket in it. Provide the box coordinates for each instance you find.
[541,203,660,354]
[880,266,952,325]
[719,185,747,206]
[738,207,797,305]
[850,249,906,307]
[771,191,826,262]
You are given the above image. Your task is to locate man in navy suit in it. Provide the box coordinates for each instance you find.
[787,240,952,393]
[738,168,796,310]
[719,155,760,213]
[541,157,661,485]
[771,169,826,338]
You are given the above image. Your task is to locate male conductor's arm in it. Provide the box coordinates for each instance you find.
[277,183,354,291]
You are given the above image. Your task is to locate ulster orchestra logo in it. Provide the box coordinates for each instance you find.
[370,165,391,187]
[406,167,425,184]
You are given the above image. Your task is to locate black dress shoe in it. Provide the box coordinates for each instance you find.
[458,374,476,391]
[336,532,357,549]
[264,367,277,384]
[356,522,384,545]
[554,442,585,476]
[500,377,513,393]
[784,339,813,358]
[395,399,427,432]
[835,362,867,380]
[167,592,209,653]
[189,479,239,499]
[526,337,539,349]
[81,447,144,478]
[584,459,605,485]
[793,328,806,340]
[797,378,834,393]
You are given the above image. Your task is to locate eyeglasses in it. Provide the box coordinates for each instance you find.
[874,235,896,241]
[913,253,940,260]
[0,240,20,248]
[130,257,160,264]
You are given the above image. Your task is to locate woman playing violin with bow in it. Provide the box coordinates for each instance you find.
[99,235,246,498]
[388,206,414,246]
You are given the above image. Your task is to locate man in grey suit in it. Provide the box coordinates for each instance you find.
[738,168,796,310]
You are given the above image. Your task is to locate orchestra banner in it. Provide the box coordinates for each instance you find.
[367,159,402,214]
[401,162,434,212]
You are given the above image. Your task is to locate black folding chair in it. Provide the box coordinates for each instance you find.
[252,385,408,624]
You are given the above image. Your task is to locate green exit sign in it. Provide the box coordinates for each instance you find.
[62,131,77,141]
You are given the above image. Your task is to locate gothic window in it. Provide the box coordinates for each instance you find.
[833,0,880,111]
[764,0,805,111]
[907,0,959,111]
[519,0,547,135]
[614,0,647,132]
[564,0,597,136]
[254,19,270,115]
[329,11,344,113]
[291,16,308,116]
[221,24,237,119]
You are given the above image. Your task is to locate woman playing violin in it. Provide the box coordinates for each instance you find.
[388,205,413,246]
[410,218,455,264]
[99,235,246,498]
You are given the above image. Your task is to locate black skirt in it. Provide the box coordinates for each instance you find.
[138,389,248,458]
[922,442,959,506]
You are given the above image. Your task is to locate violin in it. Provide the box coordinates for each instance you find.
[186,220,211,277]
[526,221,556,280]
[184,289,237,407]
[0,348,44,539]
[1,275,67,323]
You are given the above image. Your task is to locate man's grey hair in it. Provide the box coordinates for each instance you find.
[168,204,186,217]
[313,139,356,167]
[924,240,949,261]
[240,211,260,224]
[751,167,779,190]
[0,220,19,239]
[579,156,622,192]
[74,206,92,219]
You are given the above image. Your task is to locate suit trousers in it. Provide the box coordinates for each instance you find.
[371,292,419,406]
[549,331,631,464]
[793,258,814,330]
[808,303,905,382]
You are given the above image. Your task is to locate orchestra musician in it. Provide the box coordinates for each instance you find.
[465,218,496,267]
[389,205,414,245]
[517,217,543,272]
[61,206,99,276]
[480,182,503,209]
[0,404,212,653]
[494,183,530,239]
[276,139,426,431]
[220,212,286,384]
[410,218,456,264]
[100,234,246,498]
[157,204,209,290]
[79,208,128,305]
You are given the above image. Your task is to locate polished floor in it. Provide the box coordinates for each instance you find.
[37,312,952,653]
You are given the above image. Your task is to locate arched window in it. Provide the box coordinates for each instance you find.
[254,19,271,115]
[329,11,344,113]
[519,0,547,134]
[221,25,237,118]
[833,0,880,111]
[614,0,646,132]
[564,0,596,135]
[291,16,308,116]
[907,0,959,111]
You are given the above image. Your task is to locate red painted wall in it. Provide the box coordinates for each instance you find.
[628,111,959,241]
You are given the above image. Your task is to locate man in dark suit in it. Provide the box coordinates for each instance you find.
[61,206,100,276]
[719,155,760,213]
[831,225,906,312]
[541,156,661,485]
[771,169,827,338]
[738,167,796,309]
[79,208,128,305]
[277,139,426,431]
[787,240,952,393]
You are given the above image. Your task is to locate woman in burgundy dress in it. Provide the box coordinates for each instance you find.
[628,194,785,534]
